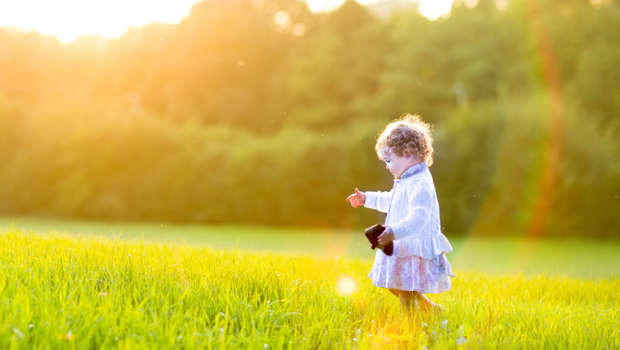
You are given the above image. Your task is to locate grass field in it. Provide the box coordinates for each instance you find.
[1,217,619,349]
[1,216,619,278]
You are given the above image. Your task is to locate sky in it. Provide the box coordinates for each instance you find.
[0,0,454,43]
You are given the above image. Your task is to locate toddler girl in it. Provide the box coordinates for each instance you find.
[346,114,454,313]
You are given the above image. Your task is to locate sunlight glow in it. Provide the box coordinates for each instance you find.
[0,0,202,43]
[336,276,357,296]
[0,0,455,44]
[307,0,454,20]
[306,0,346,12]
[418,0,454,20]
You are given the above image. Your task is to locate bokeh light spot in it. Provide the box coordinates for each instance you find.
[274,11,291,29]
[292,23,306,37]
[336,276,357,296]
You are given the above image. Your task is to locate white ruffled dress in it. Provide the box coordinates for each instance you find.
[364,162,455,293]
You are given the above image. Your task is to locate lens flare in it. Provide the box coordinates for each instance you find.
[336,276,357,296]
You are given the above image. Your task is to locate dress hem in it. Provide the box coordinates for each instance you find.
[368,276,453,294]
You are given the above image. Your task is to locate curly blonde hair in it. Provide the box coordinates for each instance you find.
[375,114,434,166]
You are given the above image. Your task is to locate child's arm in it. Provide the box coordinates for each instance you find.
[363,189,393,213]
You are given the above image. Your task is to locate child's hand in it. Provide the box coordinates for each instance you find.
[346,188,366,208]
[378,226,395,245]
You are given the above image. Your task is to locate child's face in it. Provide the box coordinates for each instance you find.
[381,148,418,179]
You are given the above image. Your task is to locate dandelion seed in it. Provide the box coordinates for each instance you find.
[441,319,448,329]
[13,328,24,339]
[456,336,468,345]
[264,344,269,349]
[28,323,34,329]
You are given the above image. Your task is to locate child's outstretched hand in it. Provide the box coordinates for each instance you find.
[346,188,366,208]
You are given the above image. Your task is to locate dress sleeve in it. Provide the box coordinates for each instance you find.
[363,188,393,213]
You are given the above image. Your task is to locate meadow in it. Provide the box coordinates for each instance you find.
[0,217,619,349]
[2,216,619,278]
[1,0,618,348]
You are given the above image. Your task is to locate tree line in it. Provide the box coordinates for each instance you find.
[1,0,618,238]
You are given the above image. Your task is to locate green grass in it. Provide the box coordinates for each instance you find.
[1,216,619,278]
[1,229,618,349]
